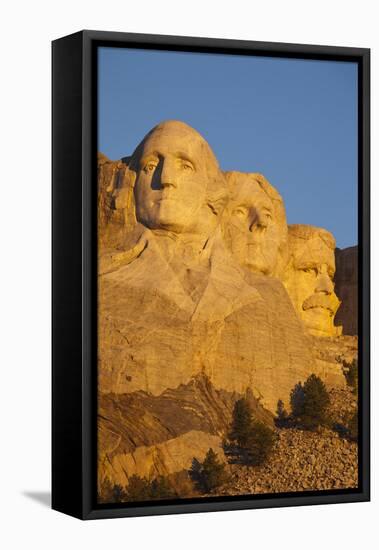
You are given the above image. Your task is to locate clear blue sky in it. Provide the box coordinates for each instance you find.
[98,47,358,248]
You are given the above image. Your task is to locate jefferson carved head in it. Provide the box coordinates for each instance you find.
[128,120,227,235]
[284,224,341,337]
[222,171,288,277]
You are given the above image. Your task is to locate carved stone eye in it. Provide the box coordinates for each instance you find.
[233,207,248,218]
[181,161,194,171]
[302,267,317,275]
[144,162,157,173]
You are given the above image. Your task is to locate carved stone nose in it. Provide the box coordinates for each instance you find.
[315,273,333,294]
[160,160,177,189]
[249,211,267,232]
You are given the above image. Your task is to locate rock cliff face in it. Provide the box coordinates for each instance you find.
[97,232,321,492]
[284,224,342,338]
[335,246,358,336]
[98,374,273,488]
[98,235,316,411]
[98,153,140,251]
[96,121,357,500]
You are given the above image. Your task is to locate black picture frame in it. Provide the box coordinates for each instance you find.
[52,30,370,520]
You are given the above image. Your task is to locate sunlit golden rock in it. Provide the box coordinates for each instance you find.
[98,121,315,413]
[222,171,288,278]
[97,122,351,493]
[284,224,342,337]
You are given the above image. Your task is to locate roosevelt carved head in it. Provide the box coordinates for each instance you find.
[222,171,288,277]
[284,224,341,337]
[128,121,228,236]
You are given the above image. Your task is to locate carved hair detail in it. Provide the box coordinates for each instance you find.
[288,224,336,250]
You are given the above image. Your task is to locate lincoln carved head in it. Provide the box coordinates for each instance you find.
[284,224,341,337]
[222,171,288,277]
[128,121,227,236]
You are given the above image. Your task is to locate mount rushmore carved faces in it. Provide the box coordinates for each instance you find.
[98,121,317,408]
[97,120,354,496]
[284,224,341,337]
[130,120,227,239]
[101,123,343,341]
[222,171,288,277]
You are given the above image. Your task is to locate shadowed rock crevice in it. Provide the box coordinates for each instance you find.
[334,246,358,336]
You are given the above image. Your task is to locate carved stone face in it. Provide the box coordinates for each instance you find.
[223,172,288,276]
[284,225,341,337]
[132,121,219,234]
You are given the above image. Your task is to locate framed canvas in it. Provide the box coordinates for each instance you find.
[52,30,370,520]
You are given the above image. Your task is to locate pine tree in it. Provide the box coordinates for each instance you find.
[303,374,330,425]
[292,374,330,430]
[244,420,276,465]
[201,448,228,492]
[125,475,151,501]
[149,476,176,499]
[290,382,305,418]
[276,399,288,426]
[228,398,275,466]
[344,359,358,395]
[112,483,127,503]
[229,398,253,447]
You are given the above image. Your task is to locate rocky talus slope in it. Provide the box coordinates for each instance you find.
[204,388,358,497]
[219,428,357,495]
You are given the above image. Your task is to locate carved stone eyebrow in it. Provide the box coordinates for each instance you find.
[139,152,160,166]
[139,150,196,168]
[248,198,272,214]
[294,260,318,271]
[174,151,196,167]
[260,205,273,214]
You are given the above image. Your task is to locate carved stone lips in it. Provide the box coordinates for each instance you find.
[302,294,338,313]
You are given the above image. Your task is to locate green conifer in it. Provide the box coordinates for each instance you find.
[201,448,228,492]
[229,398,253,447]
[290,374,330,430]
